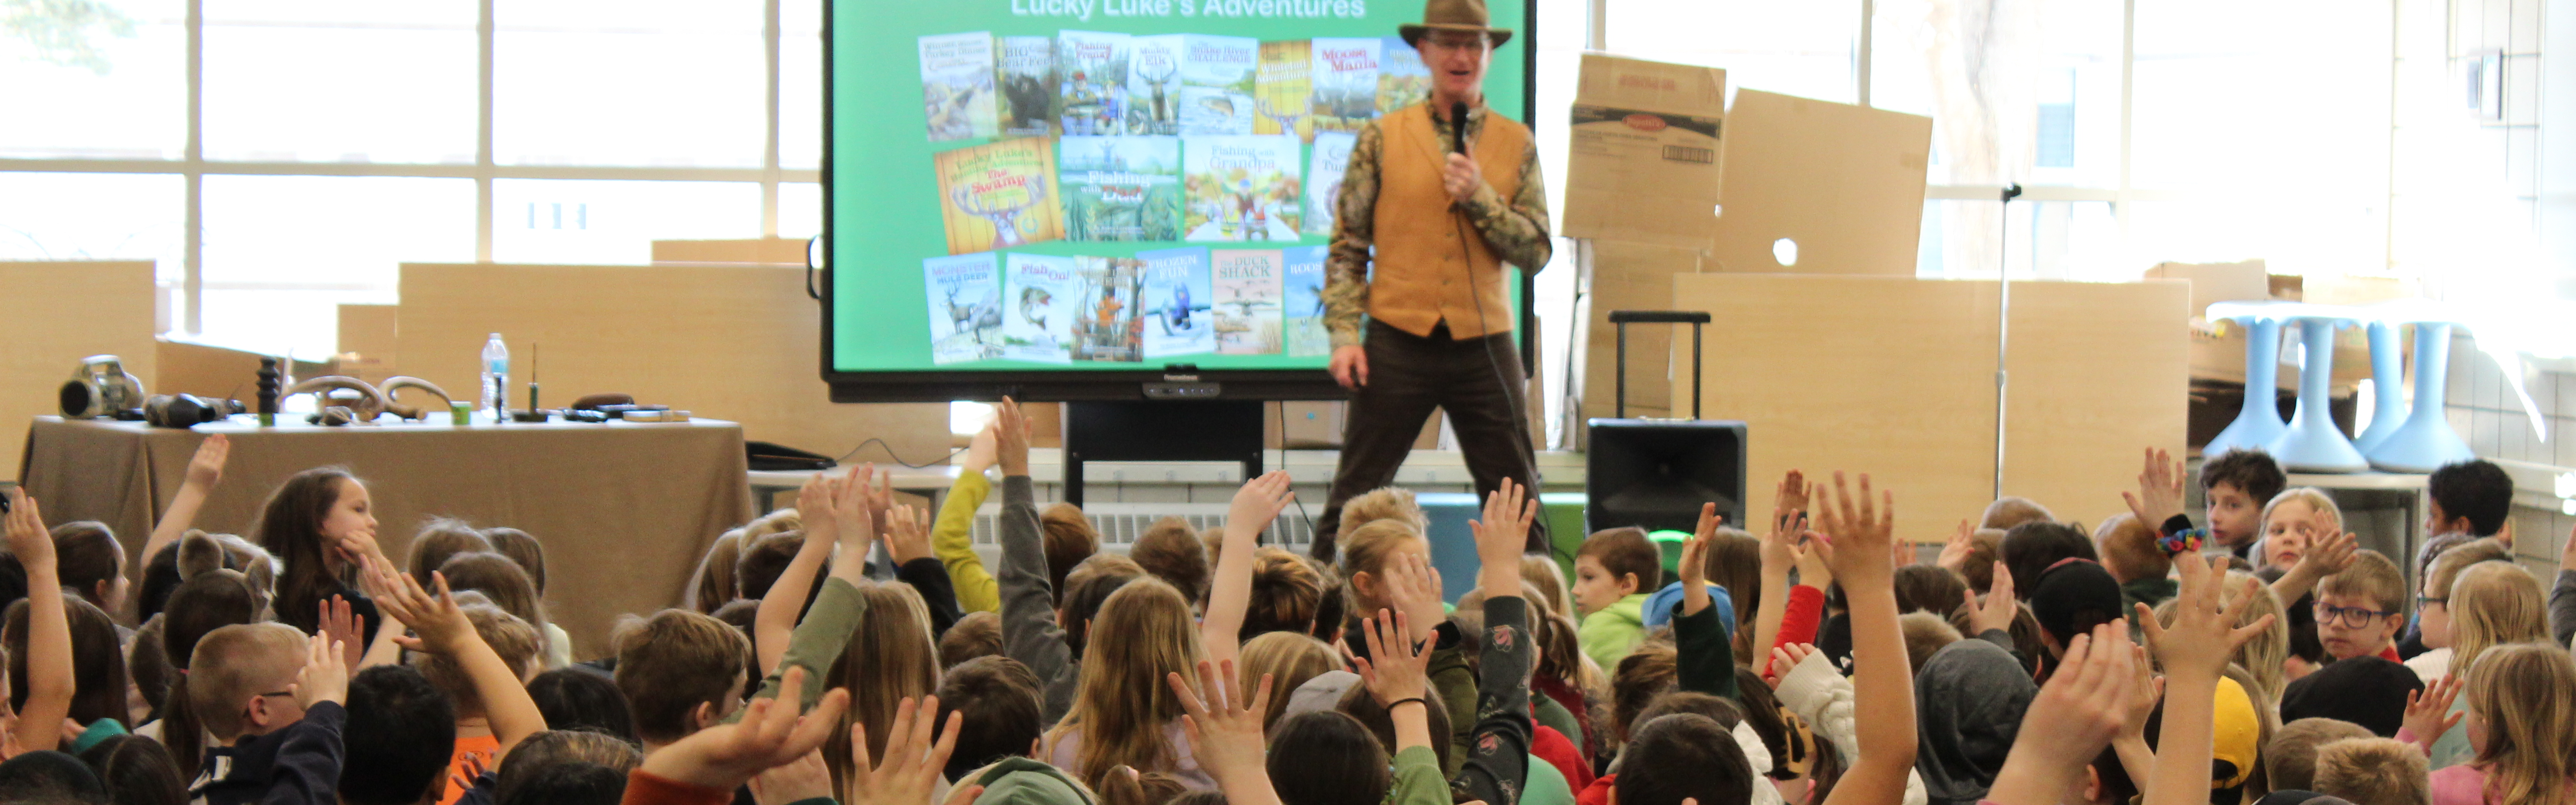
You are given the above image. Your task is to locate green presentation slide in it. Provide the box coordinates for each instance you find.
[827,0,1529,374]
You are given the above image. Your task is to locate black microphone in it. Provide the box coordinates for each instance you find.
[1449,101,1469,155]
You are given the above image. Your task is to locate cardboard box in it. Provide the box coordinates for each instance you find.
[1562,54,1728,250]
[1579,241,1704,421]
[1704,90,1932,275]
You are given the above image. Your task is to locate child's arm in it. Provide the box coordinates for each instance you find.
[1202,471,1295,668]
[5,491,74,752]
[886,504,965,636]
[739,485,877,717]
[755,469,861,675]
[1452,481,1537,805]
[2122,447,2189,536]
[2268,529,2356,606]
[1754,470,1807,673]
[1812,473,1916,805]
[141,434,229,585]
[1349,611,1450,805]
[2137,551,2276,805]
[989,399,1080,726]
[365,556,547,761]
[1379,549,1474,774]
[630,667,850,805]
[1169,659,1284,805]
[270,633,351,805]
[1674,503,1737,700]
[1986,624,2137,805]
[934,422,1003,614]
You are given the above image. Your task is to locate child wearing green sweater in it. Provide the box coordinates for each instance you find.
[1573,527,1662,671]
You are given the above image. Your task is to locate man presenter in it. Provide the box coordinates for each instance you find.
[1312,0,1551,560]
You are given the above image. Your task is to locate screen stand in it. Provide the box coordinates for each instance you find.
[1061,400,1264,508]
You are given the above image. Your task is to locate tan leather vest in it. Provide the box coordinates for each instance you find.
[1366,103,1530,339]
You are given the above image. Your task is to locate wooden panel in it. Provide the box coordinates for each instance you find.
[396,263,948,472]
[650,238,810,265]
[1704,91,1932,276]
[1669,274,2187,544]
[334,304,401,384]
[2003,280,2191,530]
[0,262,157,481]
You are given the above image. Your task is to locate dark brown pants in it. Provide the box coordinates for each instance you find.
[1313,319,1547,562]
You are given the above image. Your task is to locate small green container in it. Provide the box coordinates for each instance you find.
[451,402,473,425]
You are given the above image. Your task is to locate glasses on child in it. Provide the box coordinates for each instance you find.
[2312,601,2397,628]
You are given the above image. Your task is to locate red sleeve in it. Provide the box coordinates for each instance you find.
[1577,774,1616,805]
[1530,725,1595,792]
[1772,585,1827,653]
[620,771,735,805]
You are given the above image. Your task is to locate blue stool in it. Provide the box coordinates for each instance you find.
[2364,321,2475,473]
[2204,304,2290,457]
[2351,321,2409,454]
[2265,316,2369,473]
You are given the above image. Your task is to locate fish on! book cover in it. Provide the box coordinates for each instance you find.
[1070,255,1146,362]
[1282,245,1329,357]
[1307,37,1380,136]
[1211,248,1284,355]
[1377,36,1431,114]
[997,35,1057,137]
[1181,135,1303,242]
[919,32,999,143]
[934,138,1063,254]
[1139,246,1214,358]
[1059,135,1181,242]
[1302,131,1355,237]
[924,252,1003,365]
[1001,253,1080,364]
[1057,30,1131,137]
[1178,34,1258,136]
[1254,39,1312,142]
[1127,34,1184,136]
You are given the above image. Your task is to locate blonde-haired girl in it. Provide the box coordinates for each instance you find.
[1044,577,1212,790]
[2411,643,2576,805]
[823,582,942,792]
[2415,561,2552,769]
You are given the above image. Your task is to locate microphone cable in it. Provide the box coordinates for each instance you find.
[1440,102,1543,528]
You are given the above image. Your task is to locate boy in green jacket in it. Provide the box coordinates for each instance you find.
[1573,527,1661,671]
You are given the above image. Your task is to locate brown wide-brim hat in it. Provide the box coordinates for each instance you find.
[1400,0,1514,49]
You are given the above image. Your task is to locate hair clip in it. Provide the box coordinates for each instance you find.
[2159,528,2205,557]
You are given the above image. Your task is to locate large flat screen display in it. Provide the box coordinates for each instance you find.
[823,0,1531,400]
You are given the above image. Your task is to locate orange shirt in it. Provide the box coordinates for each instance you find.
[438,733,502,805]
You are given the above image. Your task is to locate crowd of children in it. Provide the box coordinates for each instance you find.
[0,402,2568,805]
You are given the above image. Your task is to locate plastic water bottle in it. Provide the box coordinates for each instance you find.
[480,334,509,419]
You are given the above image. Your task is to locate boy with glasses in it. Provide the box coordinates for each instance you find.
[2314,550,2409,663]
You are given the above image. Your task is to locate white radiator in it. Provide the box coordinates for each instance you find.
[965,502,1317,561]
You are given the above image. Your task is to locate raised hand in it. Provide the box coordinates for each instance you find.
[1986,623,2138,805]
[829,465,879,557]
[1469,479,1537,597]
[1808,472,1895,588]
[2122,447,2186,529]
[1773,470,1809,535]
[366,556,472,655]
[185,434,232,489]
[2136,550,2274,677]
[640,667,851,793]
[881,503,934,565]
[1767,642,1816,684]
[321,596,365,672]
[1349,610,1429,705]
[2403,674,2463,749]
[1381,551,1446,645]
[963,419,1001,475]
[1935,519,1976,573]
[846,697,973,805]
[1965,561,2019,635]
[4,490,52,569]
[1792,532,1833,590]
[2119,644,2161,741]
[2296,530,2359,577]
[995,397,1031,477]
[1168,659,1277,796]
[1225,471,1296,542]
[1680,503,1720,617]
[288,632,349,709]
[797,469,844,546]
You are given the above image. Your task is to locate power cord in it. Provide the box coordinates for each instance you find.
[1444,108,1545,549]
[834,437,967,469]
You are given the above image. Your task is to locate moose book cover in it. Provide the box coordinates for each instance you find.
[923,252,1002,365]
[1059,135,1181,242]
[997,35,1057,137]
[1139,246,1214,358]
[1211,248,1283,355]
[919,32,999,143]
[1307,37,1380,136]
[1001,253,1080,364]
[934,137,1062,255]
[1126,34,1185,135]
[1182,135,1303,242]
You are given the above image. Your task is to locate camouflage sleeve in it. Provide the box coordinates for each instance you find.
[1459,143,1553,273]
[1324,121,1386,350]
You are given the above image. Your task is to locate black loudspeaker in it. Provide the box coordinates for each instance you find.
[1587,310,1744,533]
[1586,418,1747,534]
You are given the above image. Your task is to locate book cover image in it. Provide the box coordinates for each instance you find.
[1377,36,1431,114]
[1181,135,1303,242]
[1060,136,1181,242]
[934,137,1063,254]
[1254,40,1311,142]
[1056,30,1130,136]
[1070,256,1146,362]
[1307,37,1381,136]
[1282,245,1329,357]
[1302,131,1355,237]
[997,35,1057,137]
[1126,34,1184,136]
[1178,34,1258,136]
[1138,246,1214,358]
[919,32,1000,143]
[1001,253,1081,364]
[1211,248,1284,355]
[923,252,1003,365]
